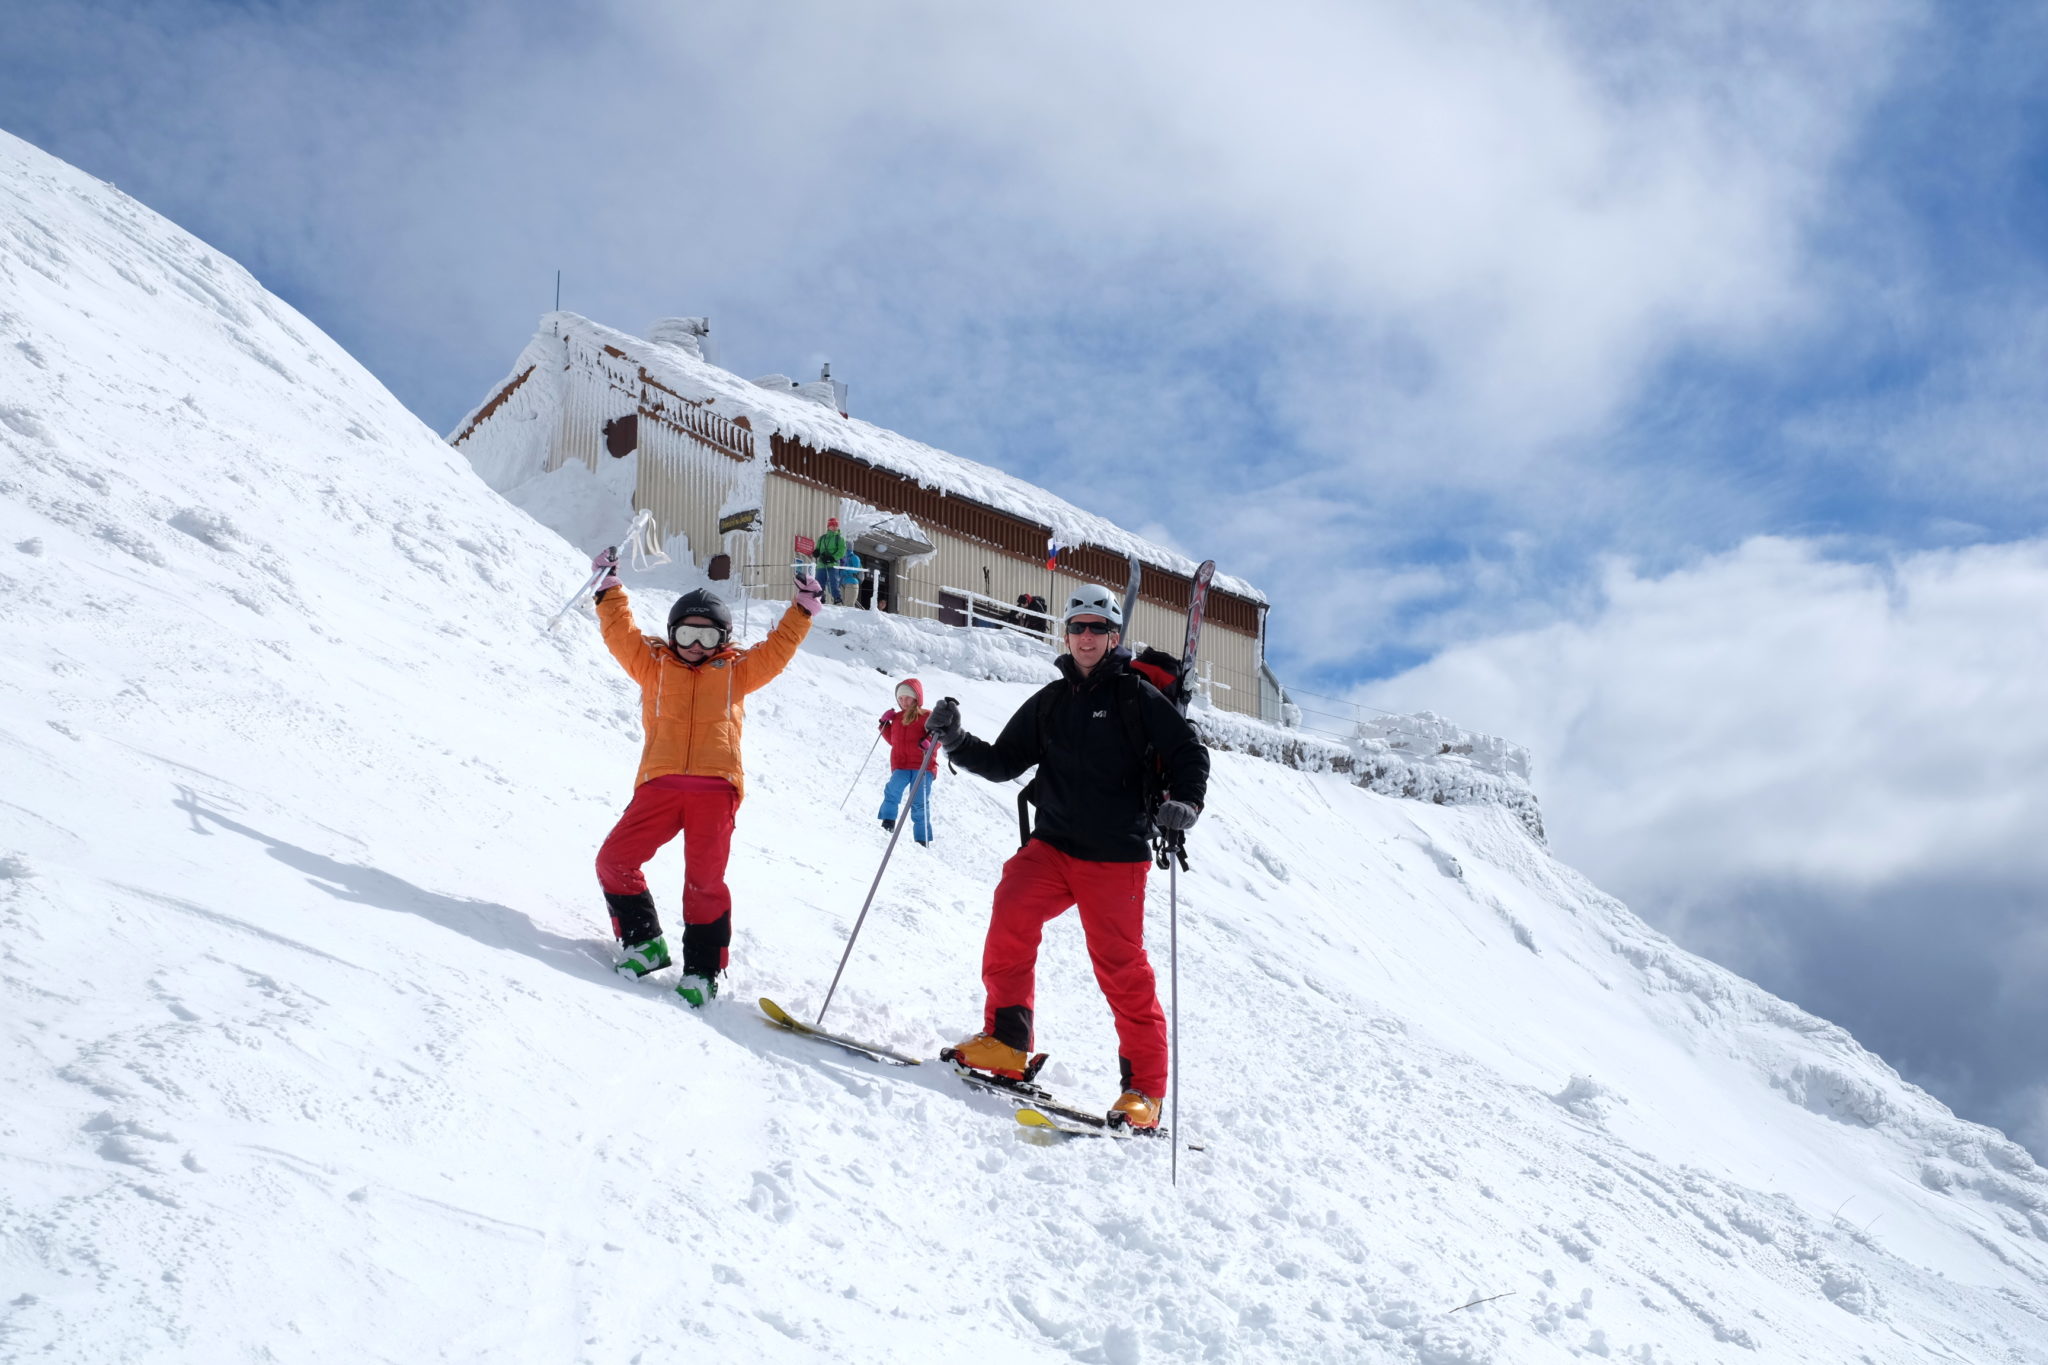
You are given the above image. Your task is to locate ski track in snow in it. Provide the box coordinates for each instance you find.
[4,127,2048,1363]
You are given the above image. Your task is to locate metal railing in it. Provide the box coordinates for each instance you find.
[907,583,1059,646]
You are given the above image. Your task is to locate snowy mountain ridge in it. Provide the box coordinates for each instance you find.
[4,127,2048,1363]
[1190,705,1546,843]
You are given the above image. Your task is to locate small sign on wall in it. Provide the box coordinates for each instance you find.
[719,507,763,535]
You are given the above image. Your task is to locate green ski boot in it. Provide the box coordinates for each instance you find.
[616,935,671,979]
[675,972,720,1008]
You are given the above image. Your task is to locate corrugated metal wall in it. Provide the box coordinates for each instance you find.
[759,471,1264,715]
[545,340,626,477]
[634,409,755,566]
[536,336,765,567]
[768,435,1263,635]
[759,474,837,596]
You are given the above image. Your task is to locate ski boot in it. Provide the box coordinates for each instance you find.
[675,972,720,1009]
[1107,1091,1162,1131]
[941,1032,1037,1082]
[615,935,671,980]
[880,818,895,832]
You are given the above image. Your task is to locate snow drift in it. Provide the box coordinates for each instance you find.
[3,128,2047,1363]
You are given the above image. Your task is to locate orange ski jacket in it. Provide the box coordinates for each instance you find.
[596,588,811,800]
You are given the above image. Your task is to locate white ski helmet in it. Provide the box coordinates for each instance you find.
[1061,583,1123,629]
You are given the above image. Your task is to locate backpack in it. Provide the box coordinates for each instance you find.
[1128,646,1184,704]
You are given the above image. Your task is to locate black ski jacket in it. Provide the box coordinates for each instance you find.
[949,651,1209,864]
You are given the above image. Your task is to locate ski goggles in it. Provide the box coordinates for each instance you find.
[671,625,727,650]
[1064,620,1117,636]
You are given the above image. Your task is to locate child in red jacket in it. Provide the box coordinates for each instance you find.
[876,678,937,845]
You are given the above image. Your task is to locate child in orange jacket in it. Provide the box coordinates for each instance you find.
[590,550,823,1005]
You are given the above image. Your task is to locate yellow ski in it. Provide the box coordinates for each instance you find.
[757,997,923,1067]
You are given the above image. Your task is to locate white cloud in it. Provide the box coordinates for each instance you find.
[1369,536,2048,894]
[1364,535,2048,1146]
[1784,295,2048,526]
[621,0,1920,457]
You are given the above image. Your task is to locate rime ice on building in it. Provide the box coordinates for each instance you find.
[451,312,1278,717]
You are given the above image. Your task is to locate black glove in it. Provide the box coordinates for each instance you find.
[1154,799,1200,832]
[927,696,965,751]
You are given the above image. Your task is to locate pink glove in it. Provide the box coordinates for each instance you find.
[878,710,894,735]
[794,573,825,615]
[591,547,621,594]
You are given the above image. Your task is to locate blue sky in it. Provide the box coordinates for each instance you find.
[8,0,2048,1154]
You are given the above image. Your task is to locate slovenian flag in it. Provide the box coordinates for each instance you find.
[1045,537,1063,570]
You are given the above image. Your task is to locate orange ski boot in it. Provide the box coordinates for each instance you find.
[1108,1091,1163,1131]
[943,1032,1033,1081]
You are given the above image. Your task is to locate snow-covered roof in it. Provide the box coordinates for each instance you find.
[451,312,1266,606]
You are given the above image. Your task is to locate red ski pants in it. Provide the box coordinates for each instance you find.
[596,777,738,971]
[981,839,1167,1098]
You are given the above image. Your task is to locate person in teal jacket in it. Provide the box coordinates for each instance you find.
[833,548,862,606]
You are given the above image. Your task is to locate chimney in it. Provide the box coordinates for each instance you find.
[647,316,717,366]
[820,361,849,418]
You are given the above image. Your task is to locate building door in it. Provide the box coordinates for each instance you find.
[850,521,931,618]
[864,555,895,612]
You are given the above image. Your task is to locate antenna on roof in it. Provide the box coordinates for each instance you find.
[554,270,561,312]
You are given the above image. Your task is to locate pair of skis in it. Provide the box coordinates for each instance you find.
[756,997,1184,1142]
[945,1055,1162,1141]
[1122,552,1216,717]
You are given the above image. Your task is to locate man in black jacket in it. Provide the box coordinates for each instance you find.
[926,583,1207,1129]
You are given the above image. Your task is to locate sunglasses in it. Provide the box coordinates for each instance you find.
[1065,620,1117,636]
[671,625,726,650]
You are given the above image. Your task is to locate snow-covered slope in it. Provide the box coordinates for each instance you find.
[3,128,2047,1364]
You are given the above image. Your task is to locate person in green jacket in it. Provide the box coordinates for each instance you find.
[815,518,848,568]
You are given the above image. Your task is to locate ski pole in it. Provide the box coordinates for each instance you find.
[839,732,883,812]
[546,559,614,632]
[818,731,942,1027]
[544,509,670,631]
[1170,852,1180,1188]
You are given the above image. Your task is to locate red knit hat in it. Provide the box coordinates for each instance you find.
[827,517,840,528]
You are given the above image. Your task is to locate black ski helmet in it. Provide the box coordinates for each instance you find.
[667,589,733,648]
